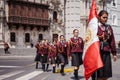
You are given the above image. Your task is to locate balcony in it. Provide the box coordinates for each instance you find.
[8,16,49,27]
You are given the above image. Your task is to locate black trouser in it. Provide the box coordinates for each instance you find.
[57,54,65,74]
[4,47,9,54]
[92,72,97,80]
[74,69,78,78]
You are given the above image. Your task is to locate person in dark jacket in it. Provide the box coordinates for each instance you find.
[92,10,117,80]
[68,29,84,80]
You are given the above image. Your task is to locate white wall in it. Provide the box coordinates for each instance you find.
[106,0,120,46]
[65,0,81,40]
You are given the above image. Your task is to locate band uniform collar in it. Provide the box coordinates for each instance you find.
[73,37,78,39]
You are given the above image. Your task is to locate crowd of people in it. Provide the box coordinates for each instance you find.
[34,10,117,80]
[35,29,84,80]
[1,10,117,80]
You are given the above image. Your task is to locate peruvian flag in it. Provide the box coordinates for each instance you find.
[83,0,103,80]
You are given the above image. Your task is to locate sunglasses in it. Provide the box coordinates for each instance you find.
[102,17,108,19]
[74,32,79,33]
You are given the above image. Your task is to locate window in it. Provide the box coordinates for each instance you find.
[10,32,16,42]
[112,0,117,7]
[53,34,58,42]
[25,33,30,43]
[112,14,117,25]
[38,34,43,41]
[53,11,58,22]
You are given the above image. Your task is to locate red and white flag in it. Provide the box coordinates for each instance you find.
[83,0,103,80]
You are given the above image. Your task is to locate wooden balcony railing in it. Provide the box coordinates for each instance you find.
[8,16,49,26]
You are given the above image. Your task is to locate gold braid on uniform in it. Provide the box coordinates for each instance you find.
[49,46,54,53]
[97,33,104,39]
[69,38,78,47]
[57,43,64,53]
[43,45,48,49]
[98,32,111,42]
[39,45,42,50]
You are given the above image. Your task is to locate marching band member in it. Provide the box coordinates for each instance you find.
[40,40,49,71]
[68,29,84,80]
[35,41,42,69]
[48,41,57,73]
[56,35,68,76]
[92,10,117,80]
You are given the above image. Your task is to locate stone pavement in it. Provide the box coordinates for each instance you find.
[0,48,120,80]
[0,48,36,56]
[0,48,36,59]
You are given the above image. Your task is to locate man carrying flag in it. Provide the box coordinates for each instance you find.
[83,0,103,80]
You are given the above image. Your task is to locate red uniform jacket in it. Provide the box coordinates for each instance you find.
[97,24,116,55]
[67,37,84,56]
[35,43,42,54]
[48,45,57,58]
[41,44,49,55]
[56,41,68,55]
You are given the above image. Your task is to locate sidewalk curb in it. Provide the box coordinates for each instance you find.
[0,54,120,60]
[0,56,35,60]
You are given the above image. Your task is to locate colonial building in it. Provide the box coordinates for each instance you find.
[0,0,119,48]
[65,0,104,40]
[65,0,81,40]
[0,0,50,48]
[10,0,50,48]
[0,0,66,48]
[0,0,6,48]
[105,0,120,47]
[48,0,65,42]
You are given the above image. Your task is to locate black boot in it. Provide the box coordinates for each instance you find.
[74,69,78,80]
[92,72,96,80]
[5,49,7,54]
[42,64,45,71]
[36,62,38,69]
[53,66,56,73]
[46,64,49,72]
[60,65,65,76]
[57,63,59,68]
